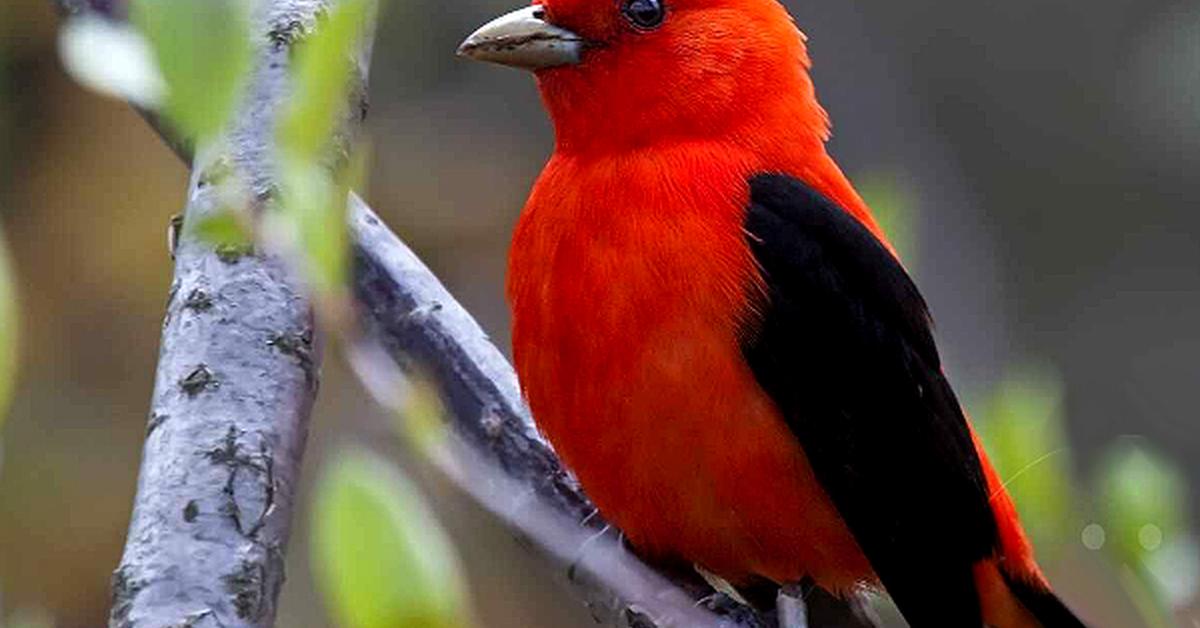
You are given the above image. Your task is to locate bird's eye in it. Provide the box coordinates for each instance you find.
[622,0,665,30]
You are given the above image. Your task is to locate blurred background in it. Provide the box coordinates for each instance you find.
[1,0,1198,626]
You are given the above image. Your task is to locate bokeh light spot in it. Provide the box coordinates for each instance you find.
[1139,524,1164,552]
[1082,523,1106,550]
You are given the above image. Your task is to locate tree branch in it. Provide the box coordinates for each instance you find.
[57,1,877,626]
[105,0,372,626]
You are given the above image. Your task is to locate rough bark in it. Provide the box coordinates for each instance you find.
[112,191,318,628]
[104,0,372,626]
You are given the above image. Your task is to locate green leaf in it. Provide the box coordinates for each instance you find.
[275,161,349,294]
[58,17,167,108]
[313,449,470,628]
[191,210,251,250]
[975,364,1075,548]
[278,0,370,161]
[1097,443,1189,567]
[394,372,451,453]
[272,0,371,298]
[1097,443,1191,624]
[130,0,252,141]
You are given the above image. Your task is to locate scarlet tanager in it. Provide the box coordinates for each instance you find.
[458,1,1086,625]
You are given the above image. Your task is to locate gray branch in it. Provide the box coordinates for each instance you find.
[57,1,876,626]
[351,196,881,628]
[103,0,373,626]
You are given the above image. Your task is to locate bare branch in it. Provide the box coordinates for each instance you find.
[104,0,373,626]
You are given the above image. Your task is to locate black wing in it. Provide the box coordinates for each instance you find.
[741,173,998,626]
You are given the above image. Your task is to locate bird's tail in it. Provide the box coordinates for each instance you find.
[974,560,1087,628]
[969,427,1088,627]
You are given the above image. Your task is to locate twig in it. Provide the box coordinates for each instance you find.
[102,0,373,626]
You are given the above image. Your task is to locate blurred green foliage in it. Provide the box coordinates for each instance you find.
[54,2,480,626]
[59,0,367,300]
[1098,442,1197,624]
[56,17,165,109]
[975,369,1198,623]
[278,0,369,161]
[1099,444,1189,569]
[275,162,350,297]
[56,0,252,143]
[312,449,470,628]
[191,209,252,251]
[975,365,1076,550]
[58,0,257,256]
[130,0,251,141]
[276,0,371,297]
[876,166,1197,622]
[856,170,919,267]
[392,372,452,455]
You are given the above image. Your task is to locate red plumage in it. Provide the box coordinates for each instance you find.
[459,0,1084,624]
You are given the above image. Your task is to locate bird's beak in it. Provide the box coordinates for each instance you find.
[456,5,585,71]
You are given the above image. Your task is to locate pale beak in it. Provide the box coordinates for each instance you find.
[457,5,585,70]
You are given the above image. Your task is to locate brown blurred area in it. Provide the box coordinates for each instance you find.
[2,0,1198,626]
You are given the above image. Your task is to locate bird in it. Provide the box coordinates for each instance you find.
[457,0,1087,625]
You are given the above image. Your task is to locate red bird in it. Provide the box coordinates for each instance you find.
[459,0,1085,625]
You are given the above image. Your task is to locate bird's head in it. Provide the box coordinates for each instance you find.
[458,0,829,154]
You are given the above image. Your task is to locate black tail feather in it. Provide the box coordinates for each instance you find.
[1001,570,1088,628]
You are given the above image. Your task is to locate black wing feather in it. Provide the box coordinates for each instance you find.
[741,173,998,626]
